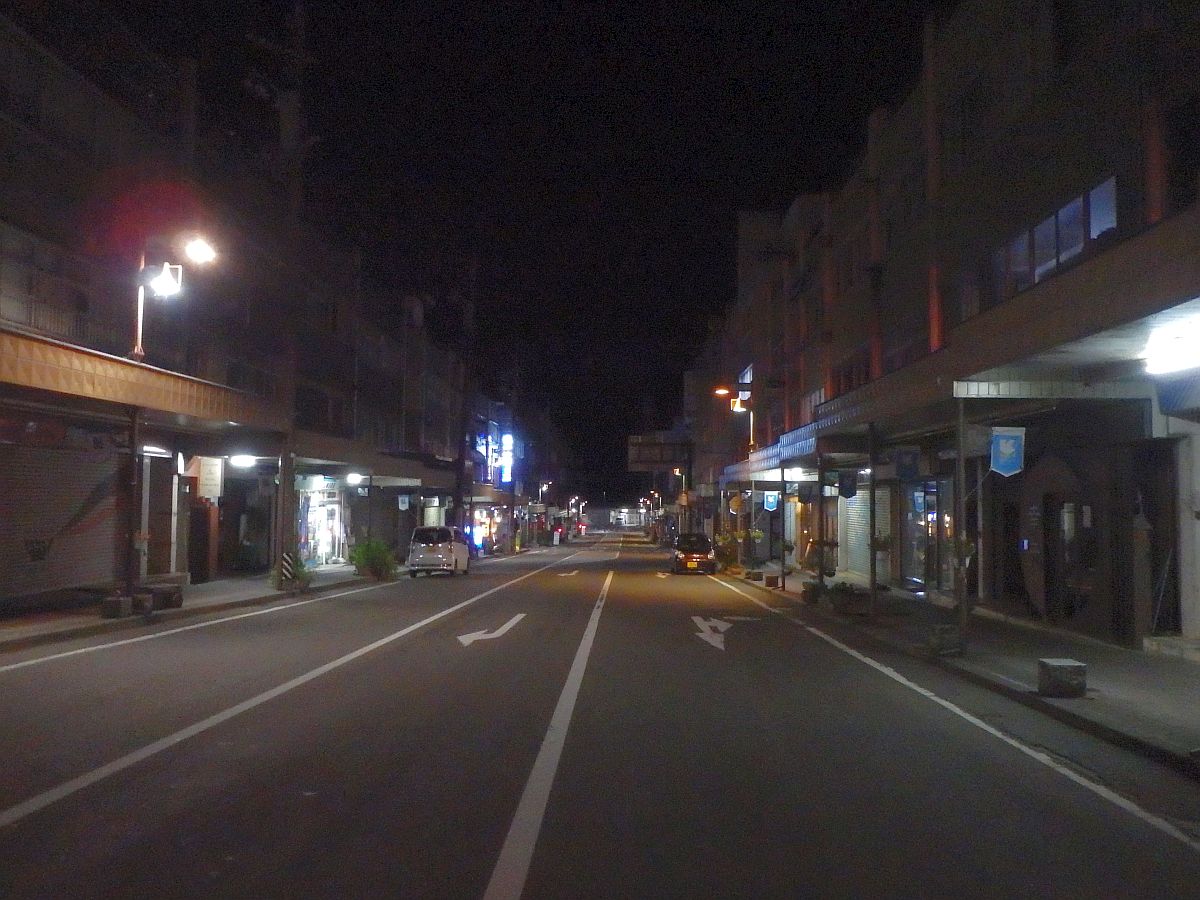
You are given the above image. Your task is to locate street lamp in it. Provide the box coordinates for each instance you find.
[131,235,217,362]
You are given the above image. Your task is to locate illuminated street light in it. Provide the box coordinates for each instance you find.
[131,234,217,362]
[185,237,217,264]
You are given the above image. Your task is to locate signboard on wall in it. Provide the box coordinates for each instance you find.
[196,456,224,499]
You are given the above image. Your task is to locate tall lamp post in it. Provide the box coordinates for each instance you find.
[131,236,216,362]
[713,376,787,585]
[125,235,216,602]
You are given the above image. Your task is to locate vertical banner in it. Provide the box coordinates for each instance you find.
[838,471,858,498]
[763,491,779,511]
[990,427,1026,477]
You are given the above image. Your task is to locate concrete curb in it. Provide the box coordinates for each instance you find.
[728,575,1200,781]
[0,577,369,654]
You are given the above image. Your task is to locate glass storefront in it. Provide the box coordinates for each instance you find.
[297,476,347,566]
[901,478,955,591]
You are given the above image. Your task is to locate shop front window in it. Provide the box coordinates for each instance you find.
[902,479,955,591]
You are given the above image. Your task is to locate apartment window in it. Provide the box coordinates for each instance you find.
[1057,197,1085,263]
[1033,215,1057,282]
[1088,177,1116,240]
[1008,232,1032,293]
[991,177,1118,301]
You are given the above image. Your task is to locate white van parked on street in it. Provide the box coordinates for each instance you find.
[407,526,471,576]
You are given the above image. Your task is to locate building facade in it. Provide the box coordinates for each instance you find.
[0,8,560,603]
[688,0,1200,649]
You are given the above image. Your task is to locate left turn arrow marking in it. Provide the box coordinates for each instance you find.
[458,614,526,647]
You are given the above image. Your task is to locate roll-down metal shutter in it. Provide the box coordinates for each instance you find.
[0,441,119,599]
[845,488,891,577]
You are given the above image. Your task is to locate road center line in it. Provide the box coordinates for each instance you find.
[0,558,574,829]
[706,575,1200,855]
[484,570,614,900]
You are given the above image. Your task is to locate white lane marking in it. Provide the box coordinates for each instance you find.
[556,570,579,577]
[706,575,1200,855]
[0,559,572,830]
[692,616,732,650]
[484,570,614,900]
[1,551,589,675]
[0,583,389,674]
[656,572,668,579]
[458,614,526,647]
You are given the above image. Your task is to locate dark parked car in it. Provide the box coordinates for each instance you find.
[671,532,717,574]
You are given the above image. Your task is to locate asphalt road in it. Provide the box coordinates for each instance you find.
[1,531,1199,898]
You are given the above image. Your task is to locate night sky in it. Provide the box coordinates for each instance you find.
[107,0,938,498]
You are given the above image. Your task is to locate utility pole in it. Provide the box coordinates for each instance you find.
[451,257,478,531]
[956,398,969,641]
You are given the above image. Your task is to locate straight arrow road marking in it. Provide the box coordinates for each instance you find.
[458,614,526,646]
[656,572,668,578]
[556,570,579,577]
[692,615,732,650]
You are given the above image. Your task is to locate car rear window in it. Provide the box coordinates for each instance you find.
[412,527,452,545]
[676,534,712,552]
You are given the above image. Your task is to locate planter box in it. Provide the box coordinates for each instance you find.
[746,570,764,582]
[764,574,780,588]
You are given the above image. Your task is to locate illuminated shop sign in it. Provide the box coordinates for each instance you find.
[501,434,513,483]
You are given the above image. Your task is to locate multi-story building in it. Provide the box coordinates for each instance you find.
[688,0,1200,650]
[0,7,558,603]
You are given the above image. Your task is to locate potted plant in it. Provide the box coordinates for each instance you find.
[800,579,824,604]
[349,538,398,581]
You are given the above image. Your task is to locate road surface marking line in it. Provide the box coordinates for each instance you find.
[707,575,1200,855]
[0,551,590,675]
[801,626,1200,855]
[458,613,526,646]
[484,570,614,900]
[0,583,388,674]
[0,560,573,830]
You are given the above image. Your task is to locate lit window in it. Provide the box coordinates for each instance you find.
[1033,215,1057,282]
[1009,232,1032,292]
[1058,196,1085,263]
[1089,177,1117,239]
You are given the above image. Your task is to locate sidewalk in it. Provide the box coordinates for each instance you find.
[743,561,1200,779]
[0,564,365,652]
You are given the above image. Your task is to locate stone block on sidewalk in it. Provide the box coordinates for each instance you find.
[1038,658,1087,698]
[926,623,962,657]
[765,574,780,588]
[100,595,132,618]
[746,570,764,582]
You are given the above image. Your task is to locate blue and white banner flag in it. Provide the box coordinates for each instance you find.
[990,427,1026,477]
[763,491,779,512]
